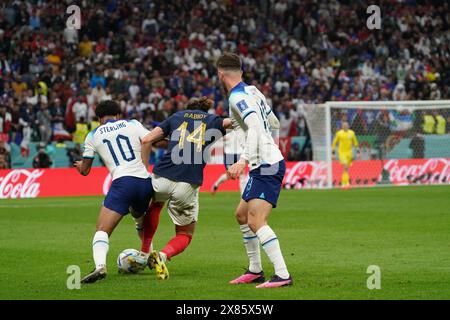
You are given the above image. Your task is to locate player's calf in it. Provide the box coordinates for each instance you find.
[141,202,163,254]
[160,233,193,261]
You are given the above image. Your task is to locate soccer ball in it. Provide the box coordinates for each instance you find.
[117,249,141,274]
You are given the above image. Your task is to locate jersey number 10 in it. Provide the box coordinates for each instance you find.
[102,135,136,166]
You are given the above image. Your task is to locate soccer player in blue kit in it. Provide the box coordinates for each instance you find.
[139,97,232,279]
[216,53,292,288]
[74,100,154,284]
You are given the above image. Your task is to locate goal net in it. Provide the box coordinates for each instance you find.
[302,101,450,188]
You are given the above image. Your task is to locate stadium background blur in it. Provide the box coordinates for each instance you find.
[0,0,449,170]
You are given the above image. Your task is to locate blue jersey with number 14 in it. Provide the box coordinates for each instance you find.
[153,110,226,186]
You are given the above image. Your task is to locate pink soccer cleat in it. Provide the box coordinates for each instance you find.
[229,270,265,284]
[256,275,293,288]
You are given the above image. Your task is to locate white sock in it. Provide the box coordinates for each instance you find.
[240,224,262,273]
[159,251,167,263]
[239,174,248,195]
[92,231,109,270]
[214,173,228,188]
[256,225,289,279]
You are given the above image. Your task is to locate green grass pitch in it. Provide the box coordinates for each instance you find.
[0,186,449,300]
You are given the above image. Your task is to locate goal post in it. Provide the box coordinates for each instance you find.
[302,100,450,189]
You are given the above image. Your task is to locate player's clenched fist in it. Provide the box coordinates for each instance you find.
[227,159,246,180]
[74,160,83,173]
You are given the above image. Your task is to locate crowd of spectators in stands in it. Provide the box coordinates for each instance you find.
[0,0,449,168]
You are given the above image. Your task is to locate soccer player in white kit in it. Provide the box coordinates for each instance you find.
[74,100,154,284]
[211,129,248,195]
[216,53,292,288]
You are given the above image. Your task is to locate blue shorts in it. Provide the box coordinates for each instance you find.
[224,153,240,170]
[103,176,154,215]
[242,160,286,208]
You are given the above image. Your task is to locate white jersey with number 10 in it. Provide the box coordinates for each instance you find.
[82,119,150,181]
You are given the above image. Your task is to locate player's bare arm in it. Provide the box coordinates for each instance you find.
[154,138,169,149]
[141,127,165,146]
[222,118,233,129]
[74,158,94,176]
[141,140,151,168]
[141,136,169,167]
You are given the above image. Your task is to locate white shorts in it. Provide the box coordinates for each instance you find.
[151,174,199,226]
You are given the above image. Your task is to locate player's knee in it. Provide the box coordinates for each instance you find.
[96,224,114,236]
[235,209,247,224]
[247,220,264,233]
[175,222,195,237]
[129,207,145,219]
[247,212,265,233]
[247,221,257,233]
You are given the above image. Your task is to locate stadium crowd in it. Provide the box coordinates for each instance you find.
[0,0,449,168]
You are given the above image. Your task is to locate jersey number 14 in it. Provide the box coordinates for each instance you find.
[176,121,206,152]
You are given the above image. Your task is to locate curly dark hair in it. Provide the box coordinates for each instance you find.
[186,97,214,112]
[95,100,121,118]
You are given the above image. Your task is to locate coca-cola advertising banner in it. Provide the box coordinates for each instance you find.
[1,159,449,199]
[284,158,450,188]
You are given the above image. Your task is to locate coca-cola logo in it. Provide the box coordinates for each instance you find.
[284,161,328,188]
[384,158,450,184]
[283,158,450,189]
[0,169,44,199]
